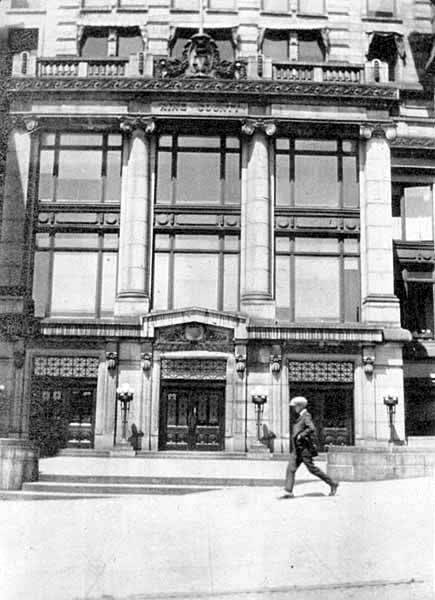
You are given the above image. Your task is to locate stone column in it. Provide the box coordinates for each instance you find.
[240,119,275,320]
[115,117,155,317]
[360,123,401,325]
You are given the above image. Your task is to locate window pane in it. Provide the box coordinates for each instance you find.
[343,156,359,208]
[117,33,143,57]
[175,234,220,251]
[223,254,239,311]
[367,0,395,16]
[298,34,324,62]
[276,153,290,206]
[108,134,122,146]
[154,234,171,250]
[294,237,339,253]
[214,39,234,62]
[344,238,359,254]
[225,153,240,204]
[295,155,338,207]
[41,133,55,146]
[38,150,54,201]
[295,256,340,320]
[106,150,122,202]
[262,0,289,12]
[177,152,220,204]
[104,234,119,249]
[344,257,360,322]
[226,137,239,149]
[33,252,49,318]
[263,33,289,61]
[178,136,220,148]
[51,253,98,315]
[81,33,108,58]
[343,140,357,153]
[153,253,169,310]
[57,150,102,202]
[100,253,117,314]
[224,235,240,251]
[54,233,99,248]
[275,236,290,253]
[35,233,50,249]
[275,255,291,321]
[298,0,324,14]
[59,134,102,146]
[276,138,289,151]
[208,0,236,9]
[404,186,433,242]
[156,150,172,204]
[295,139,336,151]
[173,254,218,309]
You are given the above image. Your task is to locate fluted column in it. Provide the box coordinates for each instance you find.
[360,122,401,325]
[115,117,155,317]
[240,119,275,320]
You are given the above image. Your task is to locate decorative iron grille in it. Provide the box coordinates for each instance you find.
[33,356,99,378]
[160,359,227,380]
[288,361,354,383]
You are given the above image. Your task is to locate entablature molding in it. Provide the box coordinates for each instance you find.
[247,325,384,345]
[275,214,360,233]
[6,77,400,108]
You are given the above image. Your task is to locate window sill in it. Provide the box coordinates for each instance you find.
[296,12,328,19]
[362,15,403,24]
[7,9,46,14]
[80,7,112,12]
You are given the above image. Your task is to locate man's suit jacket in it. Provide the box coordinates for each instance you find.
[291,409,317,454]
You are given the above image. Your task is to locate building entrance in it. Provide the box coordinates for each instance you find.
[159,383,225,451]
[289,384,354,450]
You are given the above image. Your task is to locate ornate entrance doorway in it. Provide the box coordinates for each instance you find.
[159,384,225,451]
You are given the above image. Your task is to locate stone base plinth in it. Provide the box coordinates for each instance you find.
[247,441,272,460]
[0,438,39,490]
[109,444,136,457]
[327,445,435,481]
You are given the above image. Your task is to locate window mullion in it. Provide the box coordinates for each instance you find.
[47,233,55,316]
[95,234,103,318]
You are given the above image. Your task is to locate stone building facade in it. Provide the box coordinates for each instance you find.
[0,0,434,456]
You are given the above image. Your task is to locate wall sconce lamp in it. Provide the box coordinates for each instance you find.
[252,394,267,442]
[383,394,403,445]
[141,352,152,372]
[363,356,375,376]
[106,352,118,371]
[235,354,246,374]
[116,383,134,446]
[270,355,282,373]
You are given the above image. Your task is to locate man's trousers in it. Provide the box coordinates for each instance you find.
[285,449,335,493]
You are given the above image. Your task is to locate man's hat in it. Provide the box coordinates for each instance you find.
[290,396,308,408]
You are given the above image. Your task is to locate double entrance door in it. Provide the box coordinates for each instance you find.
[289,384,354,451]
[159,383,225,451]
[30,379,96,456]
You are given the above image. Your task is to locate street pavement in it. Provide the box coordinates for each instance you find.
[0,469,433,600]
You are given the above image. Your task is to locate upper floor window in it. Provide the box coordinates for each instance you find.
[10,0,43,8]
[172,0,235,9]
[38,132,122,204]
[262,0,289,11]
[392,184,433,242]
[80,27,143,58]
[275,138,359,209]
[171,28,235,61]
[367,32,404,81]
[156,134,240,206]
[367,0,395,18]
[298,0,325,15]
[262,30,325,63]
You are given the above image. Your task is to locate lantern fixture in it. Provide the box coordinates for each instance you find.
[116,383,134,446]
[252,395,267,442]
[270,355,282,373]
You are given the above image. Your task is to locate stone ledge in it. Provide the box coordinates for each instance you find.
[0,439,39,490]
[327,445,435,481]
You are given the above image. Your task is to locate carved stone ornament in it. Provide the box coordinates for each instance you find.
[241,119,277,137]
[359,122,397,141]
[119,116,156,134]
[8,115,39,133]
[154,322,233,352]
[154,32,247,81]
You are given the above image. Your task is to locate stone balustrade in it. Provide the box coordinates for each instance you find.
[272,61,365,84]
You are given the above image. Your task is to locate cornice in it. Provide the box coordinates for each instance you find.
[6,77,399,106]
[391,136,435,149]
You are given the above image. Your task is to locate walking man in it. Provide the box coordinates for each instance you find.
[283,396,339,498]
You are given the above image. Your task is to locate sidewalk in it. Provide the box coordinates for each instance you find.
[0,476,433,600]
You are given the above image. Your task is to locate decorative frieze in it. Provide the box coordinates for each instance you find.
[154,323,233,352]
[160,358,227,380]
[33,356,99,378]
[288,360,354,384]
[274,215,360,232]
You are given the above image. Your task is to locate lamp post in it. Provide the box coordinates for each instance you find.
[383,394,400,444]
[252,394,267,442]
[116,383,134,445]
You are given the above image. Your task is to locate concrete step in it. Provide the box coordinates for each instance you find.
[38,473,284,486]
[21,481,220,496]
[407,436,435,448]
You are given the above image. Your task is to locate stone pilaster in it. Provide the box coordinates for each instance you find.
[115,117,155,317]
[360,123,401,325]
[240,119,276,320]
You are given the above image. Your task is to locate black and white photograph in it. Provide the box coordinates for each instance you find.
[0,0,434,598]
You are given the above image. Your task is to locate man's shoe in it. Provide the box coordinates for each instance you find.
[329,482,339,496]
[279,490,294,499]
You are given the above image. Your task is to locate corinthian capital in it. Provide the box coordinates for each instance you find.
[241,119,277,137]
[359,122,397,142]
[119,116,156,135]
[8,115,39,134]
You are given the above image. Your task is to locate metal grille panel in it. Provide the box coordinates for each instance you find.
[161,359,227,380]
[33,356,99,378]
[288,361,354,383]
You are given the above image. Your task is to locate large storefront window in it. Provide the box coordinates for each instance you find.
[275,235,360,322]
[39,132,122,203]
[153,233,239,311]
[392,184,433,241]
[156,134,240,205]
[33,233,118,317]
[275,138,359,208]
